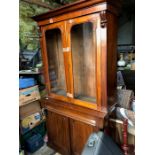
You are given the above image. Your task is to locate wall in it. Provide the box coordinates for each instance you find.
[117,0,135,45]
[19,1,49,50]
[19,0,135,50]
[19,0,77,51]
[117,14,135,45]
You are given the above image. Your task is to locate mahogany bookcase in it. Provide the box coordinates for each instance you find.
[33,0,121,154]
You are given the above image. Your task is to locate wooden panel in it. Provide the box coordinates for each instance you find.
[36,4,120,27]
[63,21,74,97]
[47,111,70,155]
[70,119,98,155]
[46,102,98,127]
[106,12,118,107]
[32,0,121,22]
[96,15,102,108]
[37,4,105,26]
[100,12,108,108]
[42,97,107,119]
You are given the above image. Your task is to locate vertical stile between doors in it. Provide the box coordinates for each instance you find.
[62,21,74,99]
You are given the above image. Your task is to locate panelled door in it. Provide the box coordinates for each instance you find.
[46,111,70,155]
[70,119,98,155]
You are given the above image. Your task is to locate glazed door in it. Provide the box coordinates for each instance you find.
[46,111,70,155]
[66,14,102,109]
[41,21,72,102]
[41,14,102,109]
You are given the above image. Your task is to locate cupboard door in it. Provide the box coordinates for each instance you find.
[70,119,97,155]
[47,111,70,155]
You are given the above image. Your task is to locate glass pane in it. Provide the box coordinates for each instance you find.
[45,28,66,96]
[71,22,96,103]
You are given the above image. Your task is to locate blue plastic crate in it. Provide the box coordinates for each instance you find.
[19,78,36,89]
[25,133,44,153]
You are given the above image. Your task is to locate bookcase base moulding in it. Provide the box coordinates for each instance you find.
[33,0,121,154]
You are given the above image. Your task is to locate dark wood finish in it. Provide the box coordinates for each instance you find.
[45,98,101,155]
[100,11,119,107]
[34,3,120,27]
[63,21,74,97]
[70,119,98,155]
[33,1,121,154]
[39,10,119,110]
[32,0,121,22]
[42,98,105,127]
[107,12,118,102]
[47,111,70,155]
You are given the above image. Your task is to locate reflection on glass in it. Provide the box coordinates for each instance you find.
[45,28,66,96]
[71,22,96,103]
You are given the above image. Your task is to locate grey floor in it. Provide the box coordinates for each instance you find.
[30,144,61,155]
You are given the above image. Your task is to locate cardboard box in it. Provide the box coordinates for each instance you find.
[117,89,134,109]
[19,100,41,119]
[19,85,40,106]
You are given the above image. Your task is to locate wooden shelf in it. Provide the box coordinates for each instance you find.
[19,99,40,108]
[19,71,41,75]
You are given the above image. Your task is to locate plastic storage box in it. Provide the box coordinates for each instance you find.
[25,133,44,153]
[19,78,36,89]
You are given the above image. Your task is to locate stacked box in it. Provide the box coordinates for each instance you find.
[19,85,40,106]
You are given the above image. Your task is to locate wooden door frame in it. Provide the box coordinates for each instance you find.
[41,22,69,103]
[66,13,102,109]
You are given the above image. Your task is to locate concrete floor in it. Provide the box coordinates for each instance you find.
[30,144,61,155]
